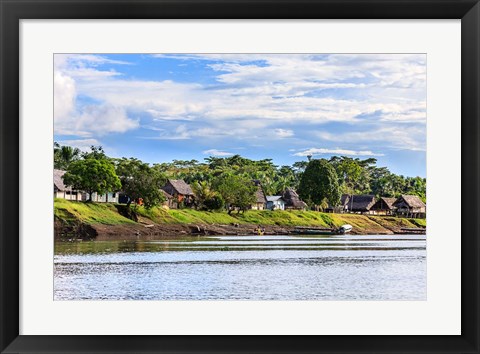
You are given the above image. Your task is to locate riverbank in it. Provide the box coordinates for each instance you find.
[54,199,426,240]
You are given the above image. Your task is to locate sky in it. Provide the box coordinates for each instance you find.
[54,53,426,177]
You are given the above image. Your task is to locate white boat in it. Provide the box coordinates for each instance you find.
[338,224,353,234]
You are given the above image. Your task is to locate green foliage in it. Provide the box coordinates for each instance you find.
[115,158,166,209]
[298,159,341,207]
[63,159,121,201]
[203,194,225,211]
[54,142,81,169]
[54,144,426,206]
[214,174,257,212]
[191,181,225,210]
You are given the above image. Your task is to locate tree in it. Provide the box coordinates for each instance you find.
[203,194,225,211]
[82,145,107,160]
[63,159,121,202]
[213,175,257,213]
[298,159,340,207]
[115,158,166,208]
[54,143,80,169]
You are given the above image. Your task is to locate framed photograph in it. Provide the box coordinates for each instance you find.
[1,0,479,353]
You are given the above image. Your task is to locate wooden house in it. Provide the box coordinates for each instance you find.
[370,197,397,215]
[393,195,426,218]
[281,188,307,210]
[342,194,376,214]
[266,196,286,210]
[161,179,195,208]
[160,189,174,208]
[250,180,267,210]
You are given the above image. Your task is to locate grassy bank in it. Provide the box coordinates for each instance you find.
[54,200,426,232]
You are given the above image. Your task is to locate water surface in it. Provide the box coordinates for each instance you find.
[54,234,426,300]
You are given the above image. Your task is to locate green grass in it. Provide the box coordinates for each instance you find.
[54,199,136,225]
[55,200,427,232]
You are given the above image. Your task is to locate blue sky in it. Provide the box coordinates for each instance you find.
[54,54,426,177]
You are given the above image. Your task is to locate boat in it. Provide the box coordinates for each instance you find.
[337,224,353,234]
[293,226,335,235]
[293,224,353,235]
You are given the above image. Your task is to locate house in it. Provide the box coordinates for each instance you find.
[54,169,83,201]
[162,179,195,208]
[341,194,376,214]
[250,180,267,210]
[89,192,119,203]
[54,169,119,203]
[266,196,286,210]
[393,195,426,218]
[370,197,397,215]
[281,188,307,210]
[160,189,174,208]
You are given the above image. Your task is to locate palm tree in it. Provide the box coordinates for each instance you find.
[54,145,80,169]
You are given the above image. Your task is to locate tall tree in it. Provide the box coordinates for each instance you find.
[214,175,257,213]
[63,159,121,201]
[54,143,81,169]
[298,159,341,207]
[115,158,166,208]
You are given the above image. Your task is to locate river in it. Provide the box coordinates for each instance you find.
[54,234,426,300]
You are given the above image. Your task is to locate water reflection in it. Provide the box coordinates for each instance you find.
[54,235,426,301]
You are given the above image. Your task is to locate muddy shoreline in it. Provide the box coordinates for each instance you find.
[55,219,404,241]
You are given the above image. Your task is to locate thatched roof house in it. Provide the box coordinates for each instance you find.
[342,194,376,213]
[282,188,307,210]
[370,197,397,215]
[162,179,195,207]
[251,180,267,210]
[54,169,69,193]
[393,195,426,216]
[162,179,194,197]
[54,169,118,202]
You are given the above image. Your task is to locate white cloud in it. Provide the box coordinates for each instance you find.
[54,71,76,122]
[316,125,425,152]
[293,148,384,157]
[275,128,294,138]
[54,53,426,155]
[54,55,139,137]
[202,149,234,156]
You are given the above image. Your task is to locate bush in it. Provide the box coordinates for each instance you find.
[203,194,225,211]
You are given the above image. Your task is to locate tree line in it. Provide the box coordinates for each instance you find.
[54,142,426,210]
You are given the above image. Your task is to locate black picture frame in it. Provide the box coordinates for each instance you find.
[1,0,479,353]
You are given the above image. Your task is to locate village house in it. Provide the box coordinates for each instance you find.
[54,169,119,203]
[266,196,286,210]
[54,169,82,201]
[393,195,426,218]
[370,197,397,215]
[281,188,308,210]
[249,180,267,210]
[341,194,376,214]
[160,189,174,208]
[161,179,195,208]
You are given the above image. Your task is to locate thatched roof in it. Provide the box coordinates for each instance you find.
[394,195,425,208]
[255,186,267,204]
[340,194,350,206]
[282,188,307,209]
[160,189,173,200]
[165,179,194,196]
[371,197,396,210]
[53,169,70,192]
[344,194,376,211]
